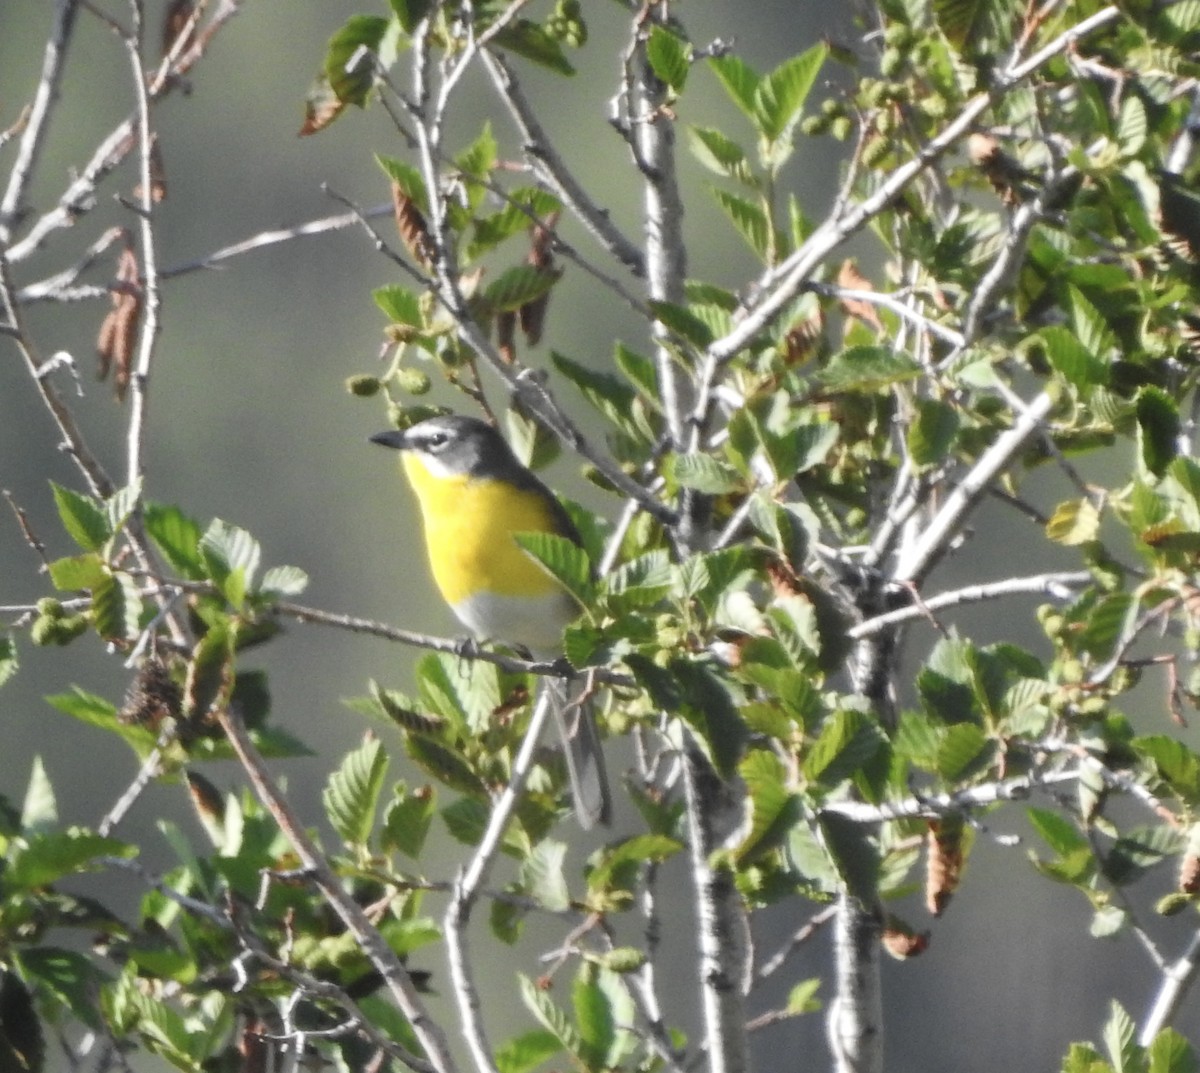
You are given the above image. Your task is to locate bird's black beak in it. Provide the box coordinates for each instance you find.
[370,429,408,450]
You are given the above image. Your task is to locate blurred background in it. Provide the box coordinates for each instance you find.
[1,2,1195,1070]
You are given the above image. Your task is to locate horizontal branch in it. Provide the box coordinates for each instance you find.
[849,571,1092,638]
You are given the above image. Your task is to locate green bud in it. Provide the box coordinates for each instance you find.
[1156,891,1194,916]
[879,49,903,78]
[1060,659,1084,685]
[821,97,843,117]
[800,114,829,137]
[345,374,381,397]
[36,597,64,618]
[883,23,913,48]
[31,615,59,646]
[830,117,853,142]
[396,367,432,396]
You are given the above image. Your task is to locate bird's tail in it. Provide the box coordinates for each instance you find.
[545,676,611,829]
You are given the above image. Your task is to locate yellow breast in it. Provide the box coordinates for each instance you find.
[401,453,568,608]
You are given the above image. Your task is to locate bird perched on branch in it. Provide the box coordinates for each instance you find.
[371,414,611,828]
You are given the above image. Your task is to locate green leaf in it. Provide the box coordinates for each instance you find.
[259,564,309,598]
[0,634,16,690]
[817,811,879,902]
[519,974,583,1053]
[376,154,429,210]
[646,25,689,91]
[752,44,826,142]
[382,784,436,858]
[21,756,57,833]
[736,751,802,864]
[707,54,760,121]
[550,350,647,441]
[711,187,772,259]
[574,969,615,1070]
[16,947,105,1029]
[520,840,570,912]
[648,300,715,347]
[324,15,389,106]
[787,978,822,1015]
[389,0,432,34]
[1117,96,1147,157]
[144,502,205,579]
[92,570,142,643]
[513,532,595,608]
[493,20,575,76]
[670,658,747,777]
[1136,386,1180,477]
[5,828,134,891]
[484,264,561,313]
[1027,806,1088,856]
[907,398,960,467]
[936,722,991,780]
[1103,1001,1141,1073]
[933,0,998,50]
[51,483,109,552]
[441,797,491,845]
[46,553,106,592]
[1061,1042,1110,1073]
[373,284,423,326]
[1147,1029,1197,1073]
[1136,735,1200,801]
[818,347,922,392]
[323,737,389,848]
[1040,325,1108,390]
[0,971,43,1073]
[199,519,261,607]
[803,709,884,788]
[1046,499,1101,546]
[688,126,753,184]
[666,452,740,494]
[496,1030,563,1073]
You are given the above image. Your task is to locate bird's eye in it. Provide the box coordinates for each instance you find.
[425,432,448,450]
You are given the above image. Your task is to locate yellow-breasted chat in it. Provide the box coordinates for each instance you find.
[371,414,611,828]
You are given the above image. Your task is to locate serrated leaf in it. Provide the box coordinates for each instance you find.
[441,797,491,845]
[376,155,429,210]
[374,284,424,326]
[45,687,120,726]
[493,20,575,76]
[936,722,991,780]
[520,974,583,1053]
[574,970,615,1070]
[513,532,594,608]
[259,565,309,598]
[803,709,883,787]
[550,350,644,440]
[666,452,740,494]
[51,483,109,552]
[711,187,772,259]
[0,634,16,690]
[671,658,746,777]
[199,519,261,607]
[1117,96,1147,157]
[908,398,960,467]
[1027,805,1089,856]
[16,947,106,1029]
[382,785,436,858]
[818,347,922,392]
[389,0,433,34]
[47,553,107,592]
[5,828,134,890]
[649,300,715,348]
[707,54,760,121]
[688,126,753,184]
[323,737,389,848]
[484,264,561,313]
[1046,499,1101,546]
[496,1030,563,1073]
[520,840,570,912]
[752,44,826,142]
[21,756,57,833]
[1040,325,1108,390]
[92,570,142,643]
[1147,1028,1197,1073]
[144,502,205,579]
[324,15,389,106]
[736,751,802,864]
[1103,1001,1140,1073]
[817,811,879,902]
[646,25,689,91]
[1137,386,1180,477]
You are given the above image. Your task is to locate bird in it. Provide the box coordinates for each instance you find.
[370,413,611,828]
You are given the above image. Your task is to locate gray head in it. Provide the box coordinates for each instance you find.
[370,414,519,480]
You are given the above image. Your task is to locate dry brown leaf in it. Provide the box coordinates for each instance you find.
[97,243,142,401]
[925,815,964,916]
[392,181,435,269]
[836,259,883,334]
